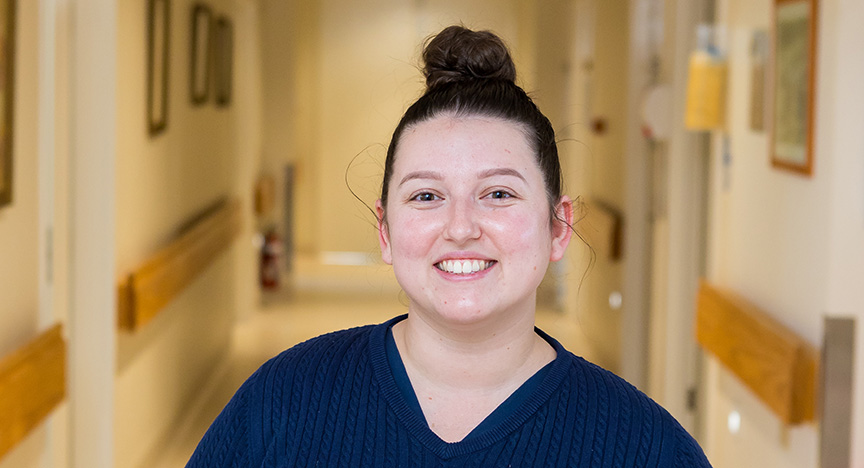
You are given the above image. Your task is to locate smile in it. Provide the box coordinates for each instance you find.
[434,259,496,275]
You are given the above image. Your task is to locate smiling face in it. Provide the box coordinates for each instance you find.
[377,115,572,331]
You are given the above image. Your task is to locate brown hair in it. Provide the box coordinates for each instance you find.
[380,26,562,219]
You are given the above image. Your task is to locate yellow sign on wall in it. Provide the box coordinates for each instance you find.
[685,51,728,130]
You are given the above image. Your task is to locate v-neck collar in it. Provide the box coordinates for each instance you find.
[369,315,571,460]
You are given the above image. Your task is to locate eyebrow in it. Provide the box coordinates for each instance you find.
[398,170,443,187]
[477,168,527,184]
[398,168,528,187]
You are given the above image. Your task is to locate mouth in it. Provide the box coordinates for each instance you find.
[434,259,496,275]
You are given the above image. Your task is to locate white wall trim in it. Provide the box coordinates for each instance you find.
[620,0,658,390]
[67,0,116,467]
[38,2,59,467]
[654,0,709,432]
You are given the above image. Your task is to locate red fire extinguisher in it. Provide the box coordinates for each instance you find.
[260,228,282,290]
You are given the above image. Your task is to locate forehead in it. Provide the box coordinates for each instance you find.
[393,115,537,175]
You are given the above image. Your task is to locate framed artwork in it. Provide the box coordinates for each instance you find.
[190,4,212,105]
[214,17,233,107]
[148,0,170,136]
[771,0,818,176]
[0,0,15,208]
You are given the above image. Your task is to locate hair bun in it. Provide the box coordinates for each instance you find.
[422,26,516,90]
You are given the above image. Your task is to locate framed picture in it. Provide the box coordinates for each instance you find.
[190,4,212,105]
[771,0,818,176]
[214,17,232,107]
[148,0,170,136]
[0,0,15,208]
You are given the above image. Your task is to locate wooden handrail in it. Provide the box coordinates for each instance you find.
[0,324,66,460]
[117,198,242,331]
[695,281,818,425]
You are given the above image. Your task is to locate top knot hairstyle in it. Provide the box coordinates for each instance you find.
[422,26,517,89]
[380,25,562,222]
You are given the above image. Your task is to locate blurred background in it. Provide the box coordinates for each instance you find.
[0,0,862,467]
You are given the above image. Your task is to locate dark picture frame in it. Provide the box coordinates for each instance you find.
[214,17,233,107]
[148,0,170,136]
[0,0,15,208]
[190,4,212,105]
[771,0,818,176]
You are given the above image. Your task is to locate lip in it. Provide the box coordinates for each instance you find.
[434,262,496,280]
[433,251,496,264]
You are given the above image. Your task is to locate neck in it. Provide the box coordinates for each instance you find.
[392,309,555,391]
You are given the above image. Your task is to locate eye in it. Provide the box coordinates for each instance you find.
[485,190,513,199]
[411,192,441,202]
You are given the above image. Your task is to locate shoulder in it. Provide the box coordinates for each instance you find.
[557,353,711,466]
[560,353,653,407]
[236,321,390,449]
[260,322,381,379]
[187,322,390,467]
[558,352,668,427]
[238,321,383,418]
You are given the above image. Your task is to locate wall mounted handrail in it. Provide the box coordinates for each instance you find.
[0,324,66,460]
[695,281,818,425]
[117,198,242,331]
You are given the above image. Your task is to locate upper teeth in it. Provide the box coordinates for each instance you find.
[436,259,492,274]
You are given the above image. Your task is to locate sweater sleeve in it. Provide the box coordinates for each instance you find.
[185,366,266,468]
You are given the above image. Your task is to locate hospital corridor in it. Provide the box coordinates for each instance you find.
[1,0,862,467]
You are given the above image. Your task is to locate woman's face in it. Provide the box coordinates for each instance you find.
[377,115,572,329]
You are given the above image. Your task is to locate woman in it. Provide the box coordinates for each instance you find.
[187,26,711,467]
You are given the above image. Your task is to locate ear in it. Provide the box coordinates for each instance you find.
[550,195,573,262]
[376,199,393,265]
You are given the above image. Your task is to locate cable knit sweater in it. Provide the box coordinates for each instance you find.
[186,316,711,467]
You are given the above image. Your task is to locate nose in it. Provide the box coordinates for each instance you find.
[442,199,481,243]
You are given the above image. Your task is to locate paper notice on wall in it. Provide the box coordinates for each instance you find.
[685,51,728,130]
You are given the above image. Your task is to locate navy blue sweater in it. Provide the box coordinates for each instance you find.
[186,316,711,467]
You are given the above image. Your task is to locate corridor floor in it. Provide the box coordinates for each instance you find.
[147,283,594,468]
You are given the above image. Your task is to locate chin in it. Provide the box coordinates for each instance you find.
[428,300,517,328]
[438,308,489,325]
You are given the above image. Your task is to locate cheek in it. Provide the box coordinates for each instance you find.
[387,214,441,261]
[488,210,553,254]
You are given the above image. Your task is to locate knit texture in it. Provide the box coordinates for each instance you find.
[186,316,712,467]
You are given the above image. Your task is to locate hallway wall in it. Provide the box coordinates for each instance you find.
[703,0,864,465]
[115,0,261,466]
[260,0,531,260]
[566,0,630,373]
[258,0,320,255]
[0,0,38,367]
[0,1,51,467]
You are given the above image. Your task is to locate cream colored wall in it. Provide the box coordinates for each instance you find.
[821,0,864,461]
[114,0,260,467]
[531,0,575,313]
[0,0,39,358]
[572,0,629,372]
[0,1,49,467]
[317,0,522,254]
[261,0,525,259]
[536,0,631,373]
[588,2,628,211]
[702,0,863,465]
[259,0,321,255]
